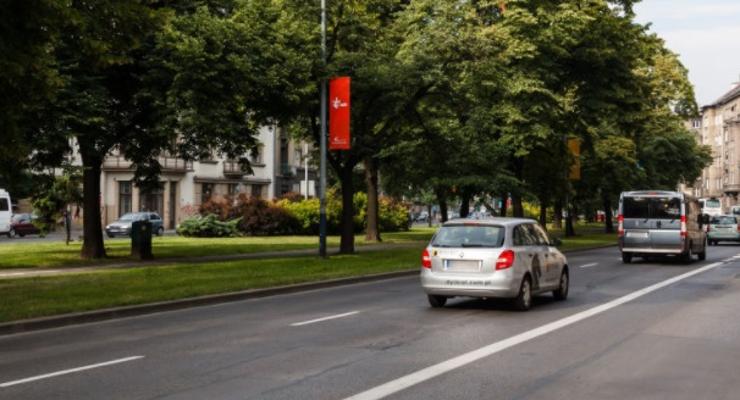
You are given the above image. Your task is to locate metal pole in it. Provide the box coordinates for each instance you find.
[304,142,309,200]
[319,0,328,257]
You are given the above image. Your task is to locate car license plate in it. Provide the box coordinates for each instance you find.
[627,232,648,239]
[444,260,481,272]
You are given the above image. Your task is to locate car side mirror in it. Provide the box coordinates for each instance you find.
[550,237,562,247]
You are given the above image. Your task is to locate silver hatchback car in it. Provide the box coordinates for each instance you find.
[420,218,569,311]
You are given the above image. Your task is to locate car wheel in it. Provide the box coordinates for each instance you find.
[18,232,25,237]
[553,268,569,301]
[621,252,632,264]
[513,276,532,311]
[427,294,447,308]
[107,233,114,238]
[681,244,693,264]
[156,227,164,236]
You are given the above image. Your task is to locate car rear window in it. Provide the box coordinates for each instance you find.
[431,225,504,248]
[623,197,681,219]
[711,216,736,225]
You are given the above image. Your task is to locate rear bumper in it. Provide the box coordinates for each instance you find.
[707,233,740,241]
[621,247,684,254]
[420,268,519,298]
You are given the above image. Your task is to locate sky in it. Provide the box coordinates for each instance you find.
[633,0,740,106]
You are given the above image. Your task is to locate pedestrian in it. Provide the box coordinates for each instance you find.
[64,207,72,245]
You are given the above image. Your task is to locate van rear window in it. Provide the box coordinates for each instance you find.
[623,197,681,219]
[0,198,8,212]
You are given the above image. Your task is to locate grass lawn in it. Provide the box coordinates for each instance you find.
[0,227,437,270]
[0,231,616,323]
[0,246,422,323]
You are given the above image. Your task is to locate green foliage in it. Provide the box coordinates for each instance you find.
[176,214,241,238]
[31,168,83,235]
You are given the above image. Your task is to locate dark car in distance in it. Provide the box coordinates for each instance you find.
[10,213,41,237]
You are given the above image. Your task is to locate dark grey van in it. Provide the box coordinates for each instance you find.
[618,191,707,263]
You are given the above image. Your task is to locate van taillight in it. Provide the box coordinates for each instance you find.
[496,250,515,270]
[617,214,624,237]
[422,249,432,269]
[680,215,687,238]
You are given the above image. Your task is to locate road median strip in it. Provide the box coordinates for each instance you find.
[0,235,616,334]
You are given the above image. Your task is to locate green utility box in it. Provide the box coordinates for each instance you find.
[131,220,153,260]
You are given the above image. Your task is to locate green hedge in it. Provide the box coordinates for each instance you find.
[179,191,410,237]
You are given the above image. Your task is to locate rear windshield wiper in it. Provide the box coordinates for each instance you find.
[460,243,486,247]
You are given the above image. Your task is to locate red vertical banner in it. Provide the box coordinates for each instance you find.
[329,77,351,150]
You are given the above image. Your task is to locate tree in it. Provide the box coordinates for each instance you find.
[24,0,312,259]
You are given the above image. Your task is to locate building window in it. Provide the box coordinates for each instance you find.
[140,184,164,216]
[201,183,214,204]
[119,181,132,217]
[251,184,263,198]
[251,145,264,165]
[228,183,240,196]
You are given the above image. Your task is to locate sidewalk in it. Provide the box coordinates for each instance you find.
[0,242,421,280]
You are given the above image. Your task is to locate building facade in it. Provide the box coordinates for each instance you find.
[79,126,315,229]
[692,81,740,209]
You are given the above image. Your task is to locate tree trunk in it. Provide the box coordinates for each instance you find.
[500,193,508,217]
[565,201,576,237]
[512,192,524,218]
[80,151,106,259]
[427,203,433,228]
[363,157,381,242]
[539,202,548,230]
[603,195,614,234]
[339,166,355,254]
[459,191,470,218]
[435,188,448,222]
[553,200,563,229]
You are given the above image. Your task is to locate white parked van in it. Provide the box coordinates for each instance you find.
[699,197,722,217]
[0,189,11,237]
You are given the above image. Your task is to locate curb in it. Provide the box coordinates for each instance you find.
[0,245,617,336]
[0,269,418,336]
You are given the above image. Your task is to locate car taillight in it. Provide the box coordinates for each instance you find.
[680,215,687,239]
[422,248,432,269]
[617,214,624,237]
[495,250,515,270]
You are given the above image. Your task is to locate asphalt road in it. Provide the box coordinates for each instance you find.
[2,245,740,399]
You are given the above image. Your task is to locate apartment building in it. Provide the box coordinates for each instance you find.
[693,81,740,209]
[85,126,316,229]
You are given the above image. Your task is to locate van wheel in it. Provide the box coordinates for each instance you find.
[622,252,632,264]
[427,295,447,308]
[7,228,15,238]
[698,240,707,261]
[513,276,532,311]
[681,245,693,264]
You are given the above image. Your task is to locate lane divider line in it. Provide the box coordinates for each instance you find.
[579,263,599,269]
[291,311,360,327]
[0,355,145,388]
[343,258,733,400]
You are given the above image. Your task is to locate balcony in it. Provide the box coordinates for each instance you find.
[103,155,193,174]
[723,183,740,194]
[223,160,248,177]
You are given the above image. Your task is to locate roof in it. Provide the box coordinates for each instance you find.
[704,83,740,109]
[442,217,536,226]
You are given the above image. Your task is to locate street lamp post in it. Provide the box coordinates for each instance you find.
[319,0,328,257]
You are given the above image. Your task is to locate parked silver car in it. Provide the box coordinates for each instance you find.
[105,212,164,238]
[420,218,569,311]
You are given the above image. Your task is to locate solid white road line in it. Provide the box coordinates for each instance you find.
[0,356,144,388]
[579,263,599,269]
[344,258,732,400]
[291,311,360,327]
